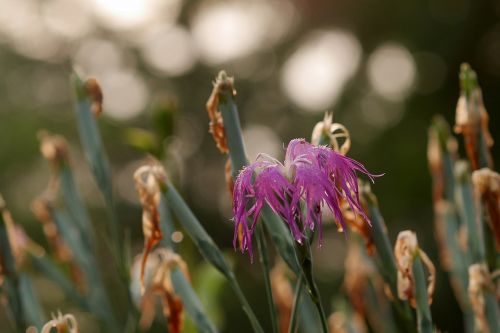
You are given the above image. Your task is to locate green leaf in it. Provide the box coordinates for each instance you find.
[412,254,433,333]
[18,274,45,329]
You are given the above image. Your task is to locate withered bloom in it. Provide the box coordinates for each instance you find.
[131,248,189,333]
[40,312,79,333]
[84,78,103,116]
[206,72,234,154]
[134,164,167,293]
[38,131,69,173]
[394,231,435,307]
[311,112,351,155]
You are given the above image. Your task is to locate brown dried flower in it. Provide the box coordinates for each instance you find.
[132,248,189,333]
[134,164,168,294]
[84,78,103,116]
[394,231,435,307]
[311,112,351,155]
[206,71,236,154]
[41,312,79,333]
[38,131,69,172]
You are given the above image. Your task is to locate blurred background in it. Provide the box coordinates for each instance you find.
[0,0,499,332]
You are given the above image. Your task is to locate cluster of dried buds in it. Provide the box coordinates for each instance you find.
[131,248,188,333]
[394,231,435,307]
[133,163,167,294]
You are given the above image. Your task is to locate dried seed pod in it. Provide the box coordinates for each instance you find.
[134,164,168,294]
[41,311,79,333]
[84,78,103,116]
[394,231,435,307]
[311,112,351,155]
[206,71,235,154]
[472,168,500,250]
[468,264,495,333]
[38,131,69,172]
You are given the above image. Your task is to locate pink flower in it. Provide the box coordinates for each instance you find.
[233,139,378,258]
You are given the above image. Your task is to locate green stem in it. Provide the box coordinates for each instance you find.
[71,72,122,261]
[455,161,485,263]
[412,254,433,333]
[295,236,328,333]
[288,275,304,333]
[256,224,279,333]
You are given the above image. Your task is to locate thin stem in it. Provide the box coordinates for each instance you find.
[256,224,279,333]
[288,275,303,333]
[295,235,328,333]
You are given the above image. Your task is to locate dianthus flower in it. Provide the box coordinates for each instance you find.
[233,139,377,258]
